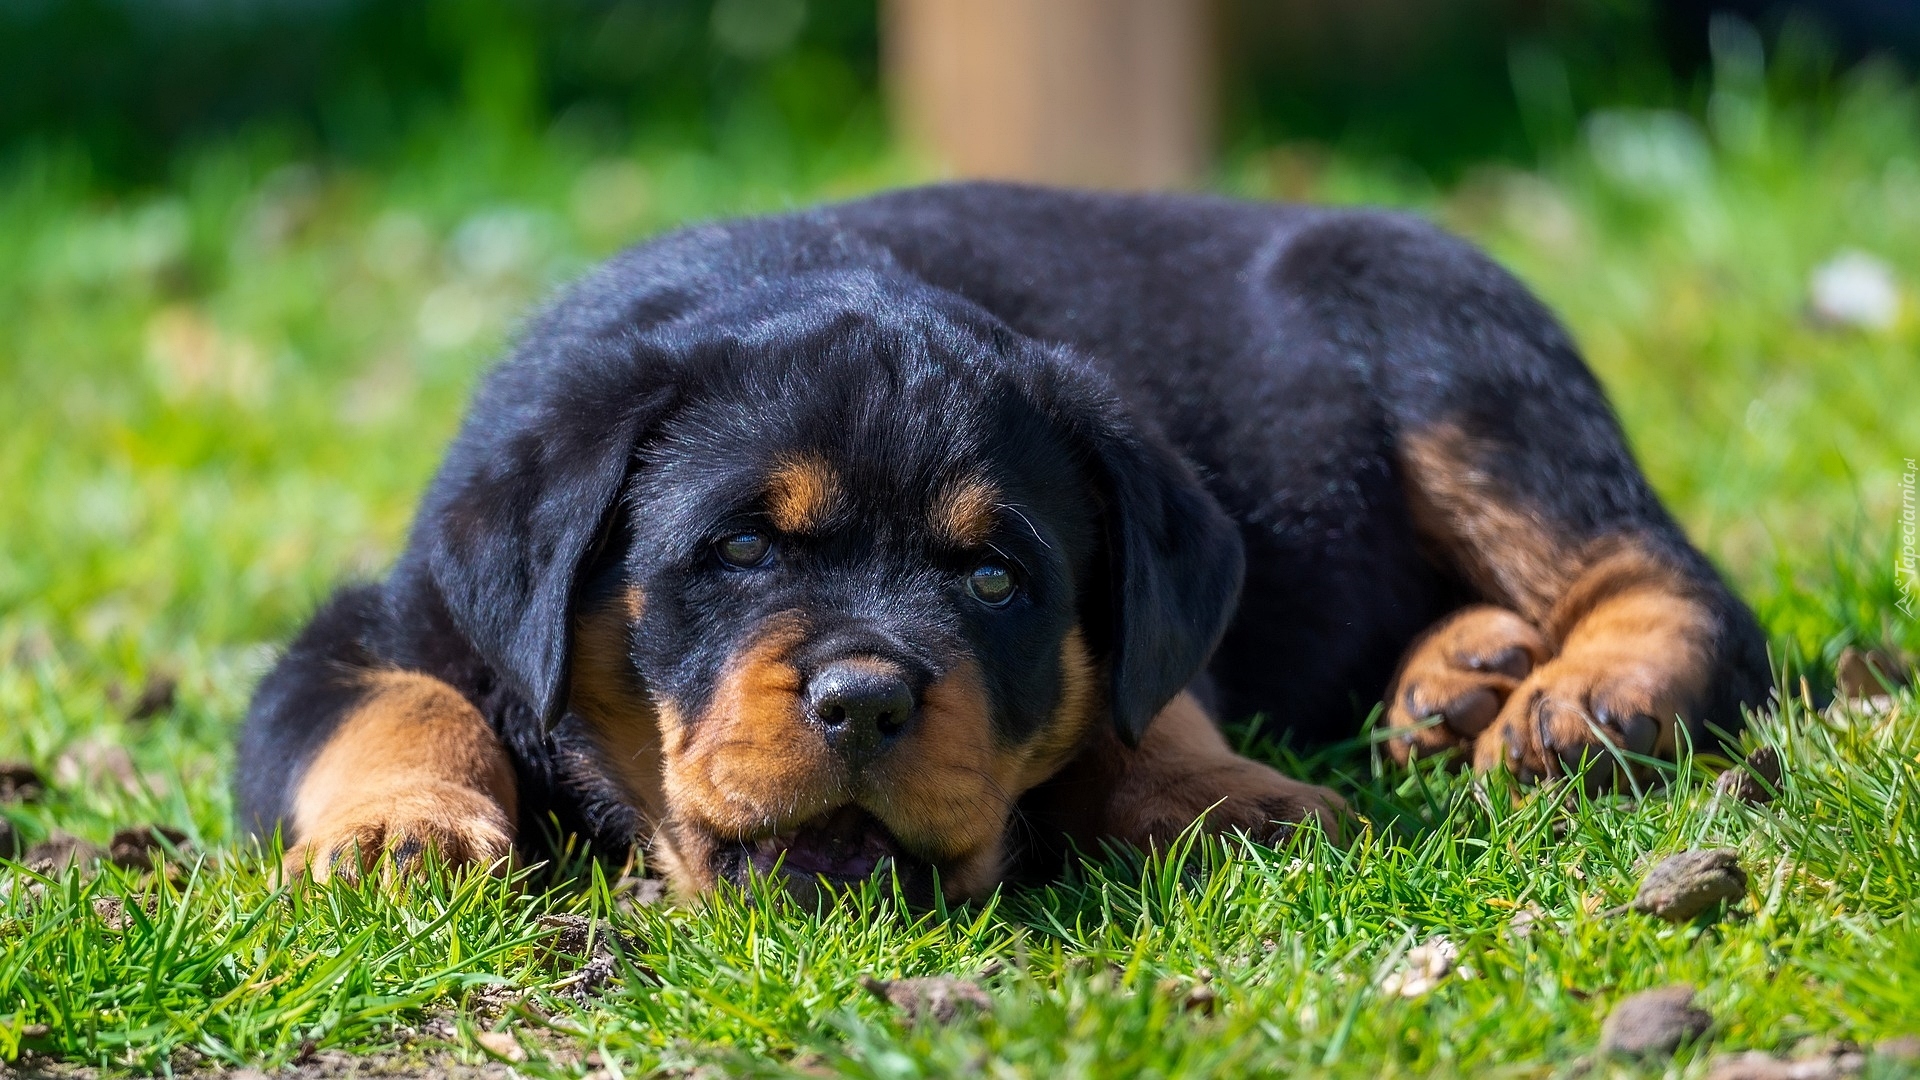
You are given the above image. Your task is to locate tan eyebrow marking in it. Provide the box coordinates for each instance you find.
[931,475,1001,548]
[764,454,842,533]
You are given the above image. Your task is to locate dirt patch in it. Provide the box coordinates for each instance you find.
[2,1048,513,1080]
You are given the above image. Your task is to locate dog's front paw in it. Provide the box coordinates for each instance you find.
[1122,759,1348,849]
[1385,606,1549,765]
[1470,587,1714,792]
[1471,654,1696,792]
[281,783,513,883]
[1211,766,1348,846]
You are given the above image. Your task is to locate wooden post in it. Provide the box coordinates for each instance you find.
[884,0,1215,190]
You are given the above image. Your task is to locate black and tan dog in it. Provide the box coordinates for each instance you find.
[236,183,1769,901]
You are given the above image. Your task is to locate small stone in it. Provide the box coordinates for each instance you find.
[108,825,189,869]
[1182,980,1219,1015]
[474,1030,527,1063]
[1709,1039,1870,1080]
[1600,985,1713,1057]
[22,831,107,874]
[860,974,991,1024]
[1632,849,1747,922]
[538,913,631,1001]
[1157,972,1219,1014]
[1379,936,1458,998]
[53,742,142,797]
[613,874,668,908]
[1716,746,1784,805]
[0,762,45,804]
[1835,647,1909,700]
[1707,1050,1831,1080]
[1507,903,1546,940]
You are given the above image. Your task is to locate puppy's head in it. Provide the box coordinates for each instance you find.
[423,271,1243,901]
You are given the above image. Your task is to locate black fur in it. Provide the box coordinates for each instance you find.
[235,182,1771,868]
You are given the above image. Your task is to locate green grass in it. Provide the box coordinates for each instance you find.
[4,64,1920,1077]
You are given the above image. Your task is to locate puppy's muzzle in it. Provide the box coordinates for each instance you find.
[804,660,918,767]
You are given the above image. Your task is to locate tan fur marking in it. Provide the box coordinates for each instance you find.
[869,659,1008,882]
[1020,626,1103,791]
[569,587,664,826]
[1028,690,1345,858]
[1399,423,1576,621]
[284,671,517,881]
[930,475,1001,548]
[765,455,841,533]
[653,624,1106,902]
[1538,539,1704,644]
[1093,692,1346,847]
[1395,422,1726,786]
[1466,541,1720,784]
[658,616,842,850]
[871,626,1103,899]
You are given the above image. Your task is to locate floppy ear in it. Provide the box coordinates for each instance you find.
[413,341,676,732]
[1083,412,1246,746]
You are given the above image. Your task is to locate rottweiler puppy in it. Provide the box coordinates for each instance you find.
[236,183,1770,901]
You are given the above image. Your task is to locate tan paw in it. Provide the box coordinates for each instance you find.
[1471,587,1713,792]
[1471,656,1693,792]
[281,783,513,884]
[1384,606,1549,766]
[1207,764,1348,846]
[1127,760,1349,849]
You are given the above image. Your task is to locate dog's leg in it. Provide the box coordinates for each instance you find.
[1041,691,1346,851]
[281,670,517,881]
[1391,421,1767,787]
[1249,214,1768,783]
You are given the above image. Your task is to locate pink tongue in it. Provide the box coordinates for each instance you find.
[755,808,899,879]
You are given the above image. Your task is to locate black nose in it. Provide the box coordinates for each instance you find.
[806,662,916,761]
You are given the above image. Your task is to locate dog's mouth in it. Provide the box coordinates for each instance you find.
[712,805,940,903]
[745,805,907,881]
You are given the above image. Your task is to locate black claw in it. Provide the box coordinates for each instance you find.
[1617,713,1659,757]
[1532,702,1560,777]
[1468,645,1532,680]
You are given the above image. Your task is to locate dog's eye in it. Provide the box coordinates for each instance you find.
[965,561,1017,607]
[716,531,773,568]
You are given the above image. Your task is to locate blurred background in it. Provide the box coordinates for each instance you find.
[2,0,1917,789]
[6,0,1920,187]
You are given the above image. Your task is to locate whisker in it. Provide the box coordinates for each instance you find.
[997,502,1052,550]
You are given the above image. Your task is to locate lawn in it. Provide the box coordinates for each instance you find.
[3,58,1919,1078]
